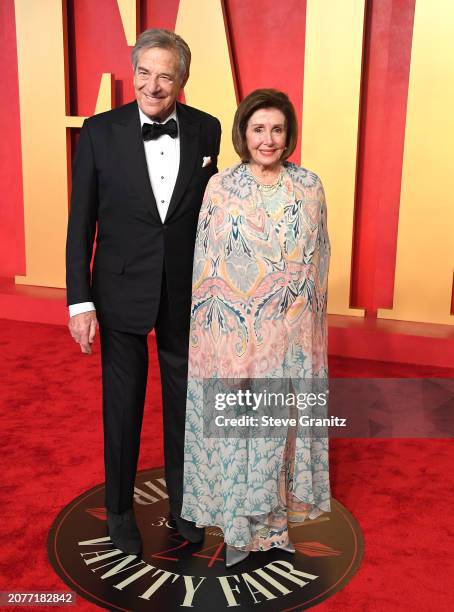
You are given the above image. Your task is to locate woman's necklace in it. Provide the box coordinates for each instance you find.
[247,165,284,195]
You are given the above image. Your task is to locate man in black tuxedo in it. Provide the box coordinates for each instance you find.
[66,29,221,554]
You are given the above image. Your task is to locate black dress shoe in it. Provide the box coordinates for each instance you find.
[170,513,204,544]
[107,509,142,555]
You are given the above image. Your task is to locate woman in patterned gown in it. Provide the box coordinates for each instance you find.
[181,89,331,567]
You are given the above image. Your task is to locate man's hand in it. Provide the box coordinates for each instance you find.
[68,311,98,354]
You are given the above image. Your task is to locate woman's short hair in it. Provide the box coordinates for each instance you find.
[232,89,298,162]
[131,28,191,84]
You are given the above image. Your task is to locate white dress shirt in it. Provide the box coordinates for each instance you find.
[139,106,180,223]
[69,104,180,318]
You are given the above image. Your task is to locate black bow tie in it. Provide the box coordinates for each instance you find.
[142,118,178,141]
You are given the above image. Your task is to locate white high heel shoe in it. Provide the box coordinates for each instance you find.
[279,540,295,553]
[225,545,250,568]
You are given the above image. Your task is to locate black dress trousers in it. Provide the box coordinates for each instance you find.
[100,269,190,515]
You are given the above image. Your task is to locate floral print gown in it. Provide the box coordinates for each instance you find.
[181,162,331,550]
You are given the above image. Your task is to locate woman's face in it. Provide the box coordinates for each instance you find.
[245,107,287,171]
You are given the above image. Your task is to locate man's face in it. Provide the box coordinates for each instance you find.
[133,47,183,121]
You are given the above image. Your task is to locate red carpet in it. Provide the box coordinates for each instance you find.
[0,318,453,611]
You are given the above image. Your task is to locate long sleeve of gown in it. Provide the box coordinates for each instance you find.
[310,178,330,378]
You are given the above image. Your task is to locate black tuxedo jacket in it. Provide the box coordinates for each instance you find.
[66,101,221,334]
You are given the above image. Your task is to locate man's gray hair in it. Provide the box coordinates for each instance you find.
[131,28,191,83]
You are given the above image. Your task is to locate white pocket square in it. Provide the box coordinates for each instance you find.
[202,156,212,168]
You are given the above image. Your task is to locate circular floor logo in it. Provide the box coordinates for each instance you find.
[48,468,363,611]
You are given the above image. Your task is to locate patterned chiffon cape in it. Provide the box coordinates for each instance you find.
[181,162,331,547]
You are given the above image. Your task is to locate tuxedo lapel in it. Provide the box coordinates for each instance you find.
[165,102,199,222]
[113,103,161,222]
